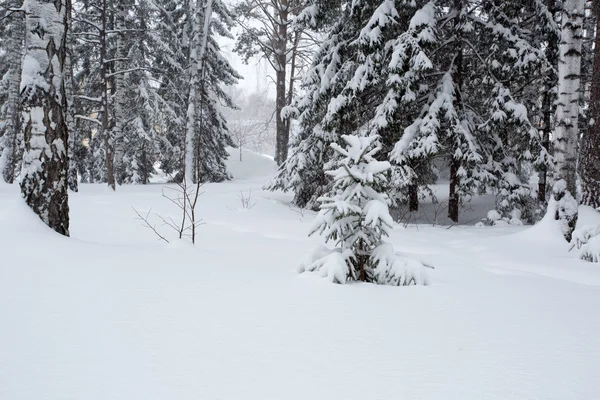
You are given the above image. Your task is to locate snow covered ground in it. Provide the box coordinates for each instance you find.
[1,149,600,400]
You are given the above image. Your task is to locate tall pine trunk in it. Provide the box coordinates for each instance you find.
[113,0,129,185]
[581,0,600,208]
[1,0,24,184]
[20,0,70,236]
[100,0,116,190]
[274,0,289,166]
[65,0,78,192]
[539,0,559,203]
[448,0,464,223]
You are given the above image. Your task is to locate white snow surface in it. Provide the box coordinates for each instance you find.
[1,149,600,400]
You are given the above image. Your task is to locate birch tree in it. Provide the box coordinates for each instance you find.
[553,0,585,240]
[0,0,24,184]
[20,0,70,235]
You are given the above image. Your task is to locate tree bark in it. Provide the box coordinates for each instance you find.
[274,0,289,166]
[408,184,419,212]
[448,0,464,223]
[1,0,24,184]
[113,0,129,185]
[65,0,78,192]
[100,0,116,190]
[20,0,70,236]
[581,0,600,208]
[555,0,585,198]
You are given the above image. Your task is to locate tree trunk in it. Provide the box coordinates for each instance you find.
[448,0,464,223]
[185,0,213,184]
[538,89,552,202]
[100,0,116,190]
[448,159,460,223]
[581,0,600,208]
[551,0,584,240]
[65,0,78,192]
[1,0,24,184]
[408,184,419,212]
[113,0,129,185]
[555,0,585,198]
[274,0,289,166]
[20,0,70,236]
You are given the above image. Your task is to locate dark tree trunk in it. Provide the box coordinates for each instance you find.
[448,0,464,223]
[408,184,419,212]
[20,0,71,236]
[448,159,460,223]
[274,0,289,166]
[581,0,600,208]
[100,0,116,190]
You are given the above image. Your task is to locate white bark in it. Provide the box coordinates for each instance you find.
[1,1,24,184]
[20,0,70,235]
[185,0,213,183]
[555,0,585,196]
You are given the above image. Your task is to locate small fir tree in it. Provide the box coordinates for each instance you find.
[301,134,428,286]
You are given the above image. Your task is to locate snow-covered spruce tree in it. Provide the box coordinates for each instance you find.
[70,0,118,188]
[115,0,175,185]
[301,134,427,286]
[581,0,600,209]
[0,1,24,184]
[552,0,585,241]
[149,0,188,180]
[20,0,70,235]
[269,0,438,210]
[389,0,554,224]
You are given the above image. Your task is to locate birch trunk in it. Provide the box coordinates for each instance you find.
[185,0,213,183]
[555,0,585,197]
[1,0,24,184]
[20,0,70,235]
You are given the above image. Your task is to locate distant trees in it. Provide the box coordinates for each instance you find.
[0,0,241,233]
[234,0,314,165]
[268,0,563,228]
[223,89,276,160]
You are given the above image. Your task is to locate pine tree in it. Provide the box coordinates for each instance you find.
[20,0,70,235]
[302,134,427,285]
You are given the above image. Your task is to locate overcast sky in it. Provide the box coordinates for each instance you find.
[220,28,276,99]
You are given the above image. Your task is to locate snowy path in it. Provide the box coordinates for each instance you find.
[1,151,600,400]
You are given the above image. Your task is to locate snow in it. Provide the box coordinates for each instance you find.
[1,150,600,399]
